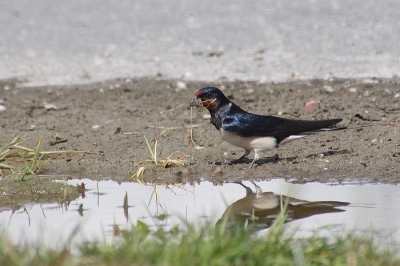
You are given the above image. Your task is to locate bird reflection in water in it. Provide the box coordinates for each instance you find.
[218,181,350,231]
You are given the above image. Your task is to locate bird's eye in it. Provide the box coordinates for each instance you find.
[200,92,213,101]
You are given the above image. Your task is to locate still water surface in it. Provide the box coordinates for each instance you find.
[0,179,399,249]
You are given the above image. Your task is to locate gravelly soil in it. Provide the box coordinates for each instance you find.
[1,77,399,188]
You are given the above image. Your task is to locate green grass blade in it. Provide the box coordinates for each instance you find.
[144,135,156,163]
[0,163,13,169]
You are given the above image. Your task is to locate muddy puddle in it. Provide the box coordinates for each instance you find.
[0,178,399,249]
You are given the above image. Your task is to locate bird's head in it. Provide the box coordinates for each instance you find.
[193,87,229,111]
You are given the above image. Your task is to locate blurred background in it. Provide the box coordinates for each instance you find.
[0,0,399,86]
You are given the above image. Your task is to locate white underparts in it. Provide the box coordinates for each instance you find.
[220,129,277,151]
[220,128,309,167]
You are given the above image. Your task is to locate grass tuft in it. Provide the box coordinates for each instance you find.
[130,102,195,180]
[0,136,90,179]
[131,135,188,180]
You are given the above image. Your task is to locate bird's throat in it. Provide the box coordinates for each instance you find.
[201,99,218,110]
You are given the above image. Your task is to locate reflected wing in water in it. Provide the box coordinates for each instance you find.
[217,182,350,231]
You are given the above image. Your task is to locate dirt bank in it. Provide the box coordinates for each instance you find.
[1,77,399,185]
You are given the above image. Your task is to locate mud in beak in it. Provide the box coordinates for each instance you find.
[190,97,203,107]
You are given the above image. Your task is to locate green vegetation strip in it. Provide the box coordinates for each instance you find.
[0,218,398,266]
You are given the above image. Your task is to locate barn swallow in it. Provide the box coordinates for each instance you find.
[193,87,345,168]
[217,181,349,230]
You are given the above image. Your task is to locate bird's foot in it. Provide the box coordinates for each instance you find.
[236,159,257,170]
[247,149,261,168]
[247,159,257,169]
[230,150,261,169]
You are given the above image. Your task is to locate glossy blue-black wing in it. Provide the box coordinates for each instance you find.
[222,113,342,138]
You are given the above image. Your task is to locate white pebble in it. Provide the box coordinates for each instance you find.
[323,85,334,93]
[176,81,187,92]
[43,102,58,110]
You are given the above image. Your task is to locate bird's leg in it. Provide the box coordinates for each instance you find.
[251,181,262,198]
[234,182,254,196]
[248,149,261,168]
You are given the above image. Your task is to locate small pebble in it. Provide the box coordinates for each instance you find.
[214,166,224,175]
[323,85,334,93]
[176,81,187,92]
[303,100,319,115]
[203,114,211,119]
[349,88,357,93]
[384,88,392,95]
[92,125,100,129]
[44,102,58,110]
[0,105,6,111]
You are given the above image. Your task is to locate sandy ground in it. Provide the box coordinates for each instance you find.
[1,77,399,189]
